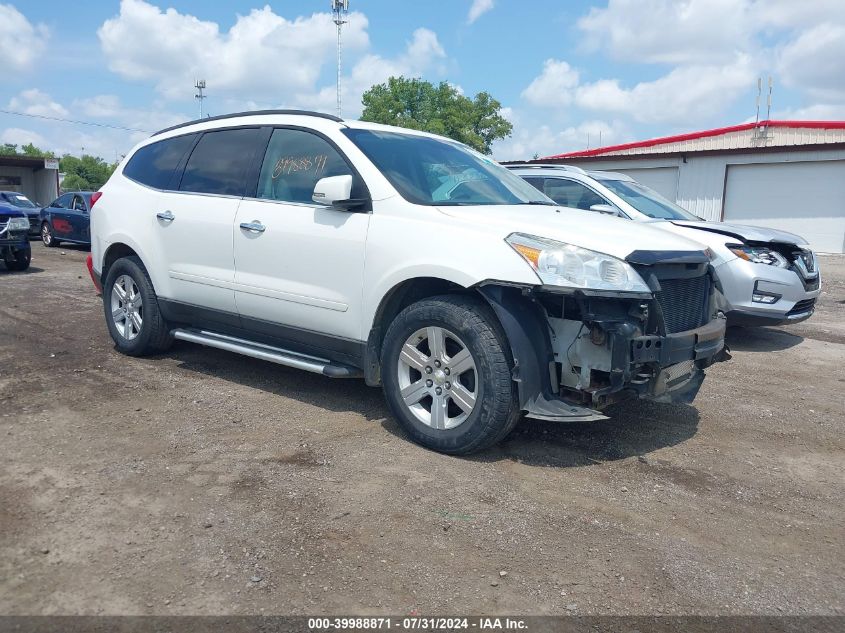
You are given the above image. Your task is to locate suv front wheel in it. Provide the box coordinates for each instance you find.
[381,295,520,454]
[103,256,172,356]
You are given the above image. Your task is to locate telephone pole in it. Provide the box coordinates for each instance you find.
[331,1,349,118]
[194,79,207,118]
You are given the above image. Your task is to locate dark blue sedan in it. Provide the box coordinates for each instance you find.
[40,191,95,247]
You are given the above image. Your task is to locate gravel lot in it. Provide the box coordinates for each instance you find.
[1,244,843,616]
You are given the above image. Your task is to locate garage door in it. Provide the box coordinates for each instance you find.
[723,161,845,253]
[615,167,679,200]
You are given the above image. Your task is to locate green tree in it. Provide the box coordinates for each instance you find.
[360,77,513,154]
[59,154,117,191]
[0,142,55,158]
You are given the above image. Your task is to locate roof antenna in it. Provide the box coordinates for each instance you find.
[755,77,762,124]
[766,76,773,122]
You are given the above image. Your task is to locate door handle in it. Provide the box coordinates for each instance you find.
[156,210,175,222]
[240,221,266,234]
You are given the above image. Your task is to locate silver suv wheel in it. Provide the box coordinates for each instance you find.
[110,274,143,340]
[397,326,478,430]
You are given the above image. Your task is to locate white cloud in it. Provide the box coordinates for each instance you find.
[0,127,50,149]
[467,0,495,24]
[98,0,370,101]
[7,89,69,119]
[0,4,49,72]
[770,103,845,120]
[778,23,845,101]
[520,55,757,124]
[578,0,754,65]
[493,115,629,161]
[576,56,757,123]
[521,59,580,107]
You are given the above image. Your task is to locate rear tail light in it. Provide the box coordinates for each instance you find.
[90,191,103,208]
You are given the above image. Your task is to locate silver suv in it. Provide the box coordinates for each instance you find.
[509,165,820,327]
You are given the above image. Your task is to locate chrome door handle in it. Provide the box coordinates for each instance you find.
[156,210,175,222]
[240,221,266,234]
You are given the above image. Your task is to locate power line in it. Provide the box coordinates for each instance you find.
[0,108,151,133]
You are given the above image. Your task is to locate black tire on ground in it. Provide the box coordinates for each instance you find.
[380,294,520,455]
[4,248,31,271]
[102,256,172,356]
[41,221,59,247]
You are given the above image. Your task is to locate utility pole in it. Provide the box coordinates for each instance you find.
[194,79,207,119]
[331,1,349,118]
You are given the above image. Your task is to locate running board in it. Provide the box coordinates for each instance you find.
[171,328,362,378]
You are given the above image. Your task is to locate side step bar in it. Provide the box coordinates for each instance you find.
[171,328,362,378]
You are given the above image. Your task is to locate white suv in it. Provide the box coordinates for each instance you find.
[89,110,728,454]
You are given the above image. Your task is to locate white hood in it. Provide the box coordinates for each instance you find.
[437,205,708,261]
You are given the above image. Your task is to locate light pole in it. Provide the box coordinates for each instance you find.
[331,0,349,118]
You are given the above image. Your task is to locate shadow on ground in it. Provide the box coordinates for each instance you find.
[166,341,698,468]
[726,325,803,352]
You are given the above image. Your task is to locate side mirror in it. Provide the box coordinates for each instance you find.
[312,175,369,211]
[589,203,619,216]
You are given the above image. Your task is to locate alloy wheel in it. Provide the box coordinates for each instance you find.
[110,274,143,340]
[397,326,478,430]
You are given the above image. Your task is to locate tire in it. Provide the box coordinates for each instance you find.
[4,248,31,271]
[102,256,172,356]
[381,294,520,455]
[41,221,59,247]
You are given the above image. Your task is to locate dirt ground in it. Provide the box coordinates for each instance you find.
[1,244,843,616]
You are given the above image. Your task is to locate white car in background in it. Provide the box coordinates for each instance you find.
[509,165,820,326]
[89,111,729,454]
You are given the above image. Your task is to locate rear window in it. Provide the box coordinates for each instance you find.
[123,133,197,189]
[179,128,261,197]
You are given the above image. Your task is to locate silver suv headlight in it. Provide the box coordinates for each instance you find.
[506,233,650,292]
[7,217,29,231]
[727,244,788,268]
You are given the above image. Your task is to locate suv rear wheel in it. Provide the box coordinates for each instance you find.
[381,295,520,454]
[103,256,172,356]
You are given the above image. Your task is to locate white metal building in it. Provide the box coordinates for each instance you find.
[539,121,845,253]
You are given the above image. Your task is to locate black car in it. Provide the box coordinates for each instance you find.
[0,190,41,237]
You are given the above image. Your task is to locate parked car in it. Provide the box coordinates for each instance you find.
[0,190,41,237]
[0,206,32,271]
[89,110,729,454]
[40,191,95,247]
[510,165,820,326]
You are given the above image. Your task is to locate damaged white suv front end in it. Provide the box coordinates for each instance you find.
[474,232,727,423]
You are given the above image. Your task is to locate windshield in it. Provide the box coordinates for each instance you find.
[343,129,554,206]
[598,178,702,221]
[2,193,38,209]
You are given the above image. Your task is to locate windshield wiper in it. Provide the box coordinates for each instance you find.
[518,201,558,206]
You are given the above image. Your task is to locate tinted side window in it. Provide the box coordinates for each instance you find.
[523,176,546,193]
[256,128,354,204]
[124,134,197,189]
[53,193,73,208]
[179,128,261,197]
[543,178,607,210]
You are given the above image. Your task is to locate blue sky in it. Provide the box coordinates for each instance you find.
[2,0,844,161]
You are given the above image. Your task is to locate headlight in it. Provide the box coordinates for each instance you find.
[727,244,788,268]
[7,217,29,231]
[506,233,651,292]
